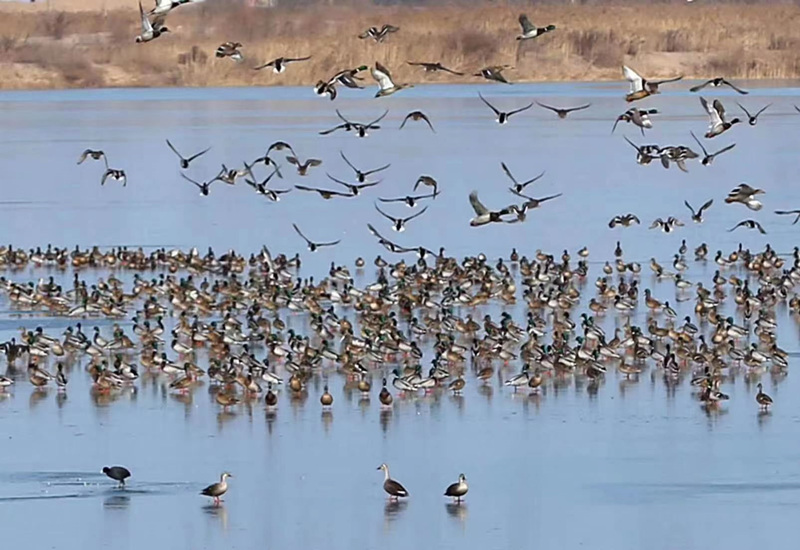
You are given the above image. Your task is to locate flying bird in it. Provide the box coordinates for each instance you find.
[339,151,390,183]
[216,42,243,62]
[684,199,713,223]
[399,111,435,132]
[406,61,463,75]
[649,217,684,233]
[700,97,741,138]
[774,209,800,224]
[468,191,512,227]
[690,77,749,95]
[516,14,556,40]
[725,183,764,211]
[478,93,533,125]
[326,173,380,197]
[293,224,341,251]
[135,1,169,43]
[728,219,766,234]
[623,136,661,165]
[608,214,641,228]
[294,185,353,200]
[101,168,127,187]
[623,65,683,102]
[737,102,771,126]
[77,149,107,167]
[253,56,311,73]
[474,65,512,84]
[374,204,429,232]
[286,156,322,176]
[413,175,438,196]
[359,24,400,43]
[148,0,193,16]
[166,140,210,169]
[377,191,439,208]
[535,102,591,119]
[501,162,544,194]
[690,131,735,166]
[613,108,658,135]
[181,173,214,196]
[372,62,412,98]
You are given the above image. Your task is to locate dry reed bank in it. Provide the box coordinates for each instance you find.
[1,3,800,89]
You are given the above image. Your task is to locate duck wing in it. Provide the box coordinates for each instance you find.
[372,62,395,91]
[478,93,501,116]
[469,191,489,216]
[518,13,535,34]
[622,65,644,94]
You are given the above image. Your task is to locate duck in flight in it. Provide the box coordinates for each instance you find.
[166,140,210,169]
[321,110,389,138]
[700,97,741,138]
[536,101,591,119]
[608,214,640,228]
[246,170,290,201]
[474,65,512,84]
[148,0,194,16]
[374,204,429,232]
[479,93,533,125]
[468,191,513,227]
[774,209,800,224]
[293,224,341,251]
[658,145,698,173]
[78,149,107,167]
[216,42,243,62]
[505,193,562,223]
[339,151,390,183]
[501,162,544,194]
[737,102,770,126]
[253,56,311,73]
[690,77,748,95]
[399,111,435,132]
[623,65,682,102]
[684,199,713,223]
[406,61,463,75]
[725,183,764,211]
[649,217,684,233]
[690,131,735,166]
[372,62,412,98]
[359,24,400,43]
[613,108,658,135]
[623,136,660,165]
[286,156,322,176]
[135,1,169,43]
[377,191,439,208]
[516,14,556,40]
[413,175,438,197]
[181,173,214,196]
[294,185,353,200]
[101,168,127,187]
[728,219,766,234]
[326,173,380,197]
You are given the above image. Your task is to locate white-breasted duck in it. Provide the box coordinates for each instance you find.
[649,217,684,233]
[608,214,640,228]
[613,108,658,135]
[724,183,763,211]
[690,131,735,166]
[737,102,770,126]
[623,65,682,102]
[685,199,713,223]
[149,0,193,17]
[166,139,210,170]
[377,463,408,500]
[501,162,544,194]
[181,173,213,196]
[468,191,512,227]
[444,473,469,502]
[371,62,412,98]
[101,169,127,187]
[728,219,766,234]
[292,223,341,252]
[374,204,428,232]
[700,97,741,138]
[479,92,532,125]
[358,24,399,43]
[690,77,748,95]
[135,1,169,43]
[215,42,243,62]
[253,55,311,73]
[474,65,512,84]
[516,14,556,40]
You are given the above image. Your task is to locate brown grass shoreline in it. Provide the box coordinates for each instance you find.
[1,3,800,90]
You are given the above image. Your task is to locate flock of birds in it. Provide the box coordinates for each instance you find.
[4,1,799,510]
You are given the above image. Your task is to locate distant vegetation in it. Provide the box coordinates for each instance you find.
[0,2,799,89]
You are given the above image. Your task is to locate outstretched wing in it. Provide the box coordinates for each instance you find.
[469,191,489,216]
[292,223,311,244]
[478,93,501,116]
[518,14,535,34]
[623,65,644,94]
[372,62,395,91]
[689,80,712,93]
